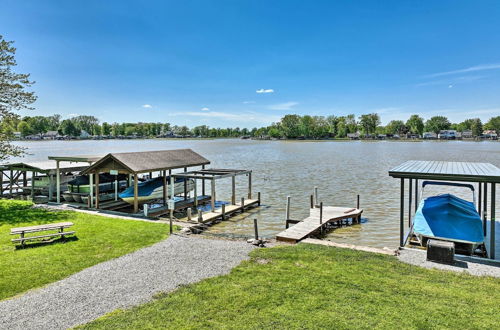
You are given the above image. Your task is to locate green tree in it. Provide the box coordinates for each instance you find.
[469,118,483,137]
[406,115,424,136]
[385,120,406,135]
[484,116,500,133]
[425,116,450,134]
[280,114,301,138]
[72,115,99,134]
[59,119,80,137]
[26,116,48,135]
[102,122,112,136]
[17,121,31,137]
[359,113,380,136]
[345,114,358,133]
[0,35,36,160]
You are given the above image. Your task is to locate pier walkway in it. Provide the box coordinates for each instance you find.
[174,198,260,223]
[276,206,362,243]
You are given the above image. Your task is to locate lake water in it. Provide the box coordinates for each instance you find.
[10,139,500,250]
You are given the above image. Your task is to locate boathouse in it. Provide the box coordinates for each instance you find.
[81,149,210,213]
[389,160,500,259]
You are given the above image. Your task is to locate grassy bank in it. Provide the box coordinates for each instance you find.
[0,200,169,301]
[81,244,499,329]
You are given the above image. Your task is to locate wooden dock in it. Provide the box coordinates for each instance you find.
[147,195,212,217]
[276,206,363,243]
[175,198,260,223]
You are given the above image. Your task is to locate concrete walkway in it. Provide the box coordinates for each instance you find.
[0,235,255,330]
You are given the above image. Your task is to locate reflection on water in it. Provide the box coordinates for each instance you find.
[12,139,500,249]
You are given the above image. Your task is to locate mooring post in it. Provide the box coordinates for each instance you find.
[253,218,259,240]
[198,210,203,223]
[356,194,360,223]
[169,209,173,234]
[241,197,245,212]
[310,195,314,209]
[187,208,192,221]
[319,201,323,235]
[285,196,291,228]
[257,191,261,206]
[314,187,319,207]
[221,204,226,220]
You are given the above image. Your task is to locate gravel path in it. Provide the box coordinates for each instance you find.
[398,248,500,277]
[0,235,255,330]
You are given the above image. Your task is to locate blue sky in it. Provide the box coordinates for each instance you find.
[2,0,500,127]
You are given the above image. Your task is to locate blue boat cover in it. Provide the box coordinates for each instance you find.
[119,176,186,198]
[413,194,484,244]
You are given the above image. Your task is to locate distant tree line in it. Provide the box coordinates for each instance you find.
[1,113,499,140]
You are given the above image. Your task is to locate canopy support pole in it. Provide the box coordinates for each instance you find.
[56,161,60,203]
[211,179,216,212]
[248,172,252,199]
[163,170,167,206]
[89,173,94,207]
[408,179,412,228]
[95,173,100,209]
[414,179,418,212]
[231,176,236,205]
[483,183,488,237]
[31,171,35,200]
[133,173,138,213]
[399,178,404,247]
[490,183,496,260]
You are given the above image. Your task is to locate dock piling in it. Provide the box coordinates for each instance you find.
[187,208,192,221]
[198,210,203,223]
[310,195,314,209]
[221,204,226,220]
[241,197,245,212]
[257,192,261,206]
[314,187,319,207]
[319,202,323,235]
[254,218,259,240]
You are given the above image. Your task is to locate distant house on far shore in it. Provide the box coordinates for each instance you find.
[43,130,59,140]
[483,130,498,140]
[461,130,473,139]
[438,130,457,140]
[423,132,437,139]
[347,132,360,140]
[80,130,91,139]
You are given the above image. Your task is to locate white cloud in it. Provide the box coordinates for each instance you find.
[448,85,453,88]
[243,101,256,104]
[425,63,500,78]
[256,88,274,94]
[142,104,153,108]
[416,75,484,87]
[268,101,299,110]
[66,113,79,118]
[201,107,210,111]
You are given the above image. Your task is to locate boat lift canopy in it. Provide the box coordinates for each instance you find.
[172,169,253,212]
[389,160,500,259]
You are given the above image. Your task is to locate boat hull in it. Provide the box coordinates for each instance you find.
[120,178,194,204]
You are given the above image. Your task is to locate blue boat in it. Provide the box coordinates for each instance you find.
[411,181,485,255]
[119,176,194,204]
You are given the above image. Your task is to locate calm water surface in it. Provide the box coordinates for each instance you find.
[11,139,500,249]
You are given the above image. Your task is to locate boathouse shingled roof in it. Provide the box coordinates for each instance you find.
[389,160,500,183]
[81,149,210,175]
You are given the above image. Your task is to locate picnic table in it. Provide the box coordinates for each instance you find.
[11,222,75,246]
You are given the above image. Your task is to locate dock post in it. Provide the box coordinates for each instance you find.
[202,165,206,196]
[30,171,35,200]
[231,176,236,205]
[257,192,261,206]
[247,172,252,199]
[187,208,192,221]
[314,187,318,207]
[356,194,360,223]
[253,218,259,241]
[285,196,291,220]
[211,179,216,212]
[241,197,245,212]
[198,210,203,223]
[310,195,314,209]
[490,183,495,259]
[221,204,226,220]
[399,178,404,247]
[132,173,137,213]
[319,202,323,235]
[194,180,198,208]
[183,167,188,200]
[169,209,173,234]
[478,182,482,217]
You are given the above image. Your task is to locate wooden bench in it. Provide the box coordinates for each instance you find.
[11,222,75,246]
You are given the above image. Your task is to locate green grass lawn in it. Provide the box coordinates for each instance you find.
[81,244,500,329]
[0,200,169,301]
